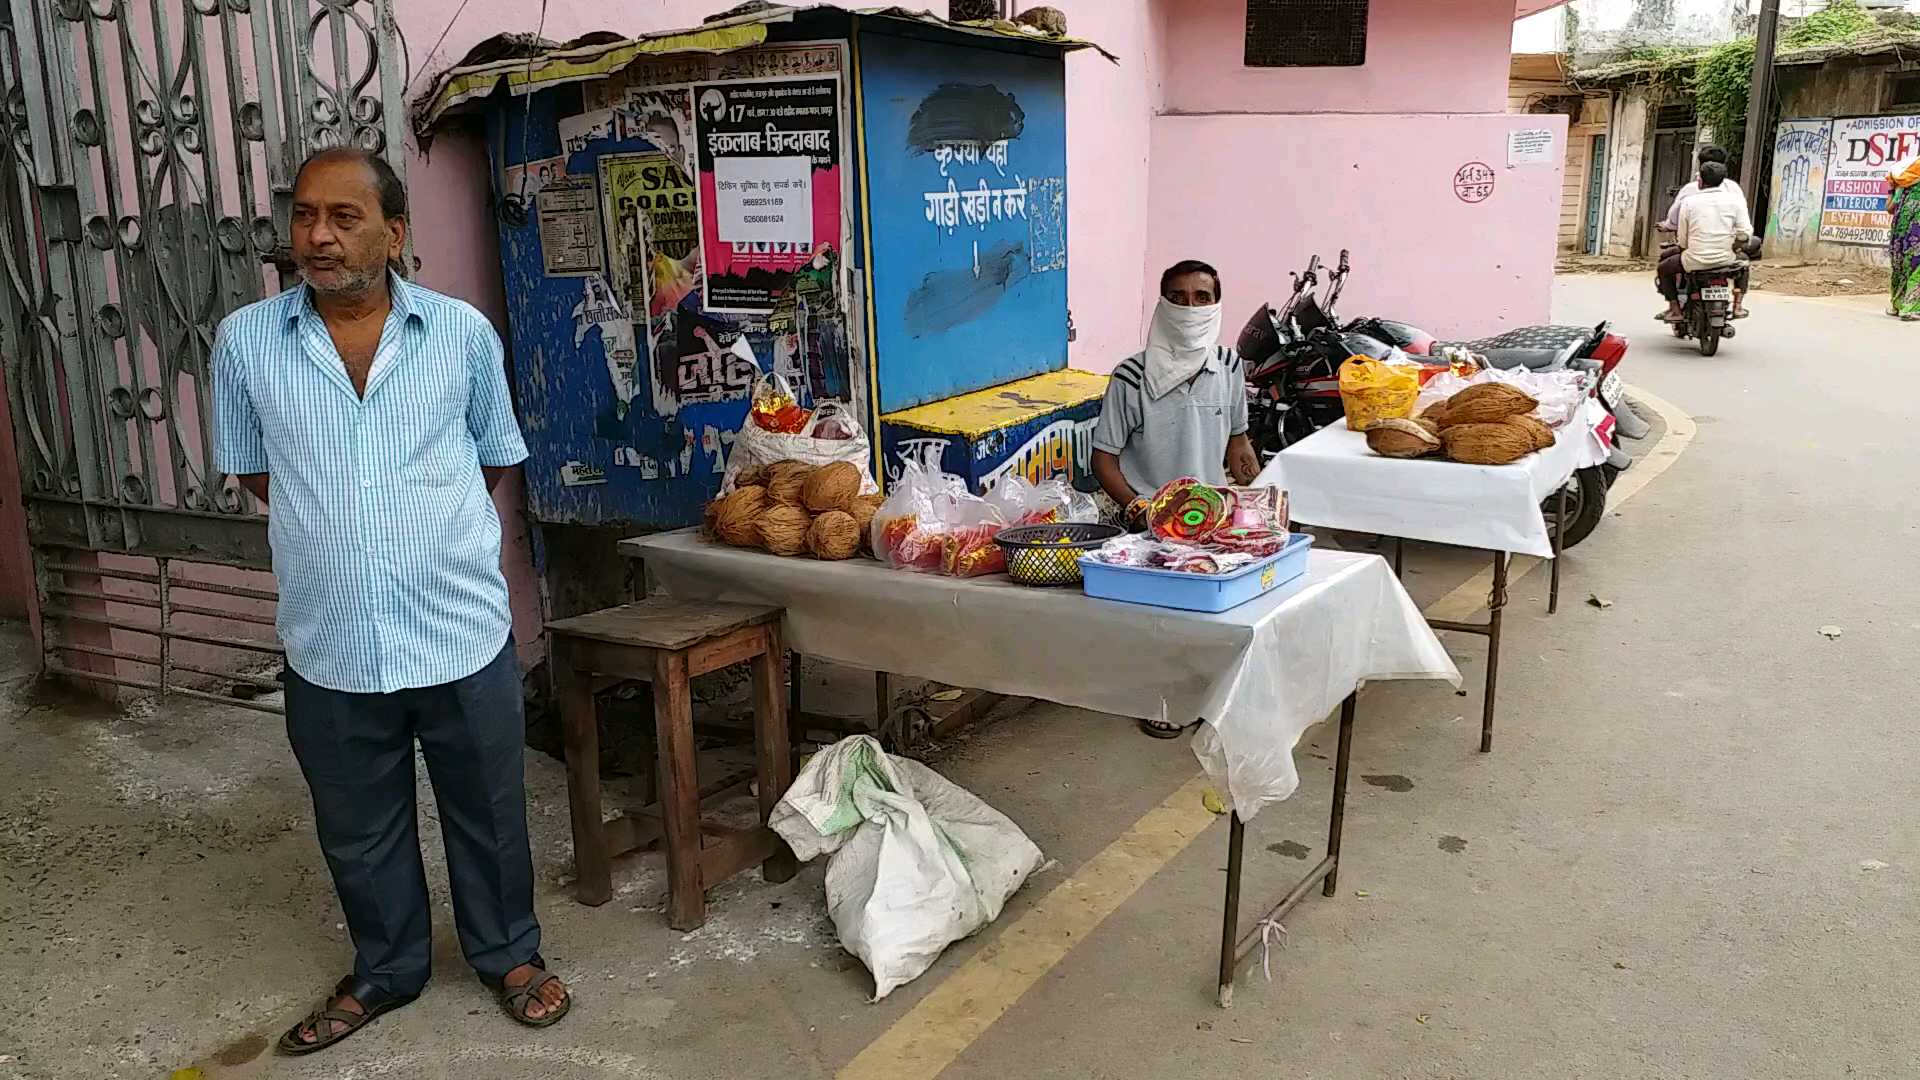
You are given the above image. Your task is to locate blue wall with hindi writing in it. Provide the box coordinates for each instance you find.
[858,28,1070,414]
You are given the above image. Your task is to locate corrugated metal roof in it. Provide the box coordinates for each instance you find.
[413,4,1116,134]
[1569,28,1920,87]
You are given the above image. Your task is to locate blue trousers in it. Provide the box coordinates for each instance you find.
[284,641,540,997]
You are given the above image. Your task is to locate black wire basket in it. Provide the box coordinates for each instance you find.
[994,522,1123,587]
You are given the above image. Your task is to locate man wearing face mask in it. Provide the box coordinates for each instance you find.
[1091,260,1259,529]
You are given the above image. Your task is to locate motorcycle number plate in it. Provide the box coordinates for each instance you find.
[1700,285,1734,301]
[1599,371,1623,407]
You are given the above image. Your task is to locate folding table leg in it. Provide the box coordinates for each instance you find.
[1323,694,1357,896]
[788,649,802,731]
[1482,552,1508,753]
[1393,536,1405,580]
[1218,814,1246,1008]
[1549,483,1567,615]
[875,671,894,748]
[1216,692,1359,1008]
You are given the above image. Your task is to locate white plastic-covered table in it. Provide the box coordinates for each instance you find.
[622,528,1459,1004]
[1253,406,1607,751]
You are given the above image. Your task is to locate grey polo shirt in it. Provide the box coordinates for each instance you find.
[1092,346,1246,495]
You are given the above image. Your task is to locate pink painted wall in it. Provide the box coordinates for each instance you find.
[1147,112,1567,353]
[1157,0,1516,116]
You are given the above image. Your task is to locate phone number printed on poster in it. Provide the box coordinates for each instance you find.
[693,77,843,315]
[1453,162,1495,204]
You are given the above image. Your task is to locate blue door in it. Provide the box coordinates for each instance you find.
[1585,135,1607,255]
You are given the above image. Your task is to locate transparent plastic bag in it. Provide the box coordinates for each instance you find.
[983,476,1099,527]
[872,446,979,574]
[750,367,810,434]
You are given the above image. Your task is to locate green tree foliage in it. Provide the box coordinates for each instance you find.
[1689,0,1882,155]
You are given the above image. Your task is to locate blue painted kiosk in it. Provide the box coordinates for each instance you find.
[415,6,1113,555]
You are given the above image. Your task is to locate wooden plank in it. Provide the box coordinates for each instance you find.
[556,641,613,907]
[686,624,768,678]
[653,648,707,931]
[563,639,657,681]
[751,619,799,884]
[547,596,781,651]
[699,826,782,887]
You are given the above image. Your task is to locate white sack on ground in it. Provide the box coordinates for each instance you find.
[771,735,1044,1000]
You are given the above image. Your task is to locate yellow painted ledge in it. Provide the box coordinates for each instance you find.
[882,368,1108,438]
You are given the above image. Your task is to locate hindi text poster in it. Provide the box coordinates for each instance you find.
[692,77,843,314]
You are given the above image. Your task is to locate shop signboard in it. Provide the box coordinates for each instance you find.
[1819,114,1920,246]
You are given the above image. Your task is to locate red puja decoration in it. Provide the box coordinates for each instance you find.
[1148,477,1236,545]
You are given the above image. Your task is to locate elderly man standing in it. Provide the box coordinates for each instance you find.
[212,147,571,1055]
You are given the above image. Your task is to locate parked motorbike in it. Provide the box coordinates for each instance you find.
[1238,253,1641,548]
[1236,251,1358,450]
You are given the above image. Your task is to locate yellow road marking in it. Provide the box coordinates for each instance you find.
[838,386,1696,1080]
[837,775,1216,1080]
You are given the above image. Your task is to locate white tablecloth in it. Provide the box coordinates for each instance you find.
[624,530,1460,819]
[1254,401,1609,558]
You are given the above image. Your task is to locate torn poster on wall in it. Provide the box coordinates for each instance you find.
[572,274,639,419]
[601,151,732,418]
[620,88,697,187]
[693,77,843,315]
[558,108,618,154]
[502,154,566,201]
[580,43,843,111]
[537,176,604,276]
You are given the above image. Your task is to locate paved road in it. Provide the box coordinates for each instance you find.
[2,274,1914,1079]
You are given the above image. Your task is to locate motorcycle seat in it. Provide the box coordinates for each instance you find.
[1687,263,1746,278]
[1434,324,1590,372]
[1474,344,1581,371]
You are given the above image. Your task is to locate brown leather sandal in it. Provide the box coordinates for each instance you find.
[276,974,418,1056]
[493,961,572,1029]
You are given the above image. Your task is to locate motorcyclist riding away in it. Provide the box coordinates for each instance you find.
[1657,161,1752,323]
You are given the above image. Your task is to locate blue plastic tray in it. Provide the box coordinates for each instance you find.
[1078,533,1314,613]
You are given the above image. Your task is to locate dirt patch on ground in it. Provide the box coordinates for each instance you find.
[1746,262,1889,298]
[1556,254,1889,299]
[1557,254,1655,274]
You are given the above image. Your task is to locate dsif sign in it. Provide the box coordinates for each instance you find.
[1819,114,1920,246]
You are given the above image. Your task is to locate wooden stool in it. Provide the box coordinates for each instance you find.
[547,598,797,930]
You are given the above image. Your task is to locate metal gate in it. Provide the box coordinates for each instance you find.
[0,0,408,706]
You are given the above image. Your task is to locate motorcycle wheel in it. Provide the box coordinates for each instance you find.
[1697,305,1728,355]
[1542,467,1608,549]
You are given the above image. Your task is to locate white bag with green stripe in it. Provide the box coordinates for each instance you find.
[771,735,1044,1000]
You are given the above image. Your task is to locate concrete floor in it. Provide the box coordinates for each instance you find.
[3,273,1916,1079]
